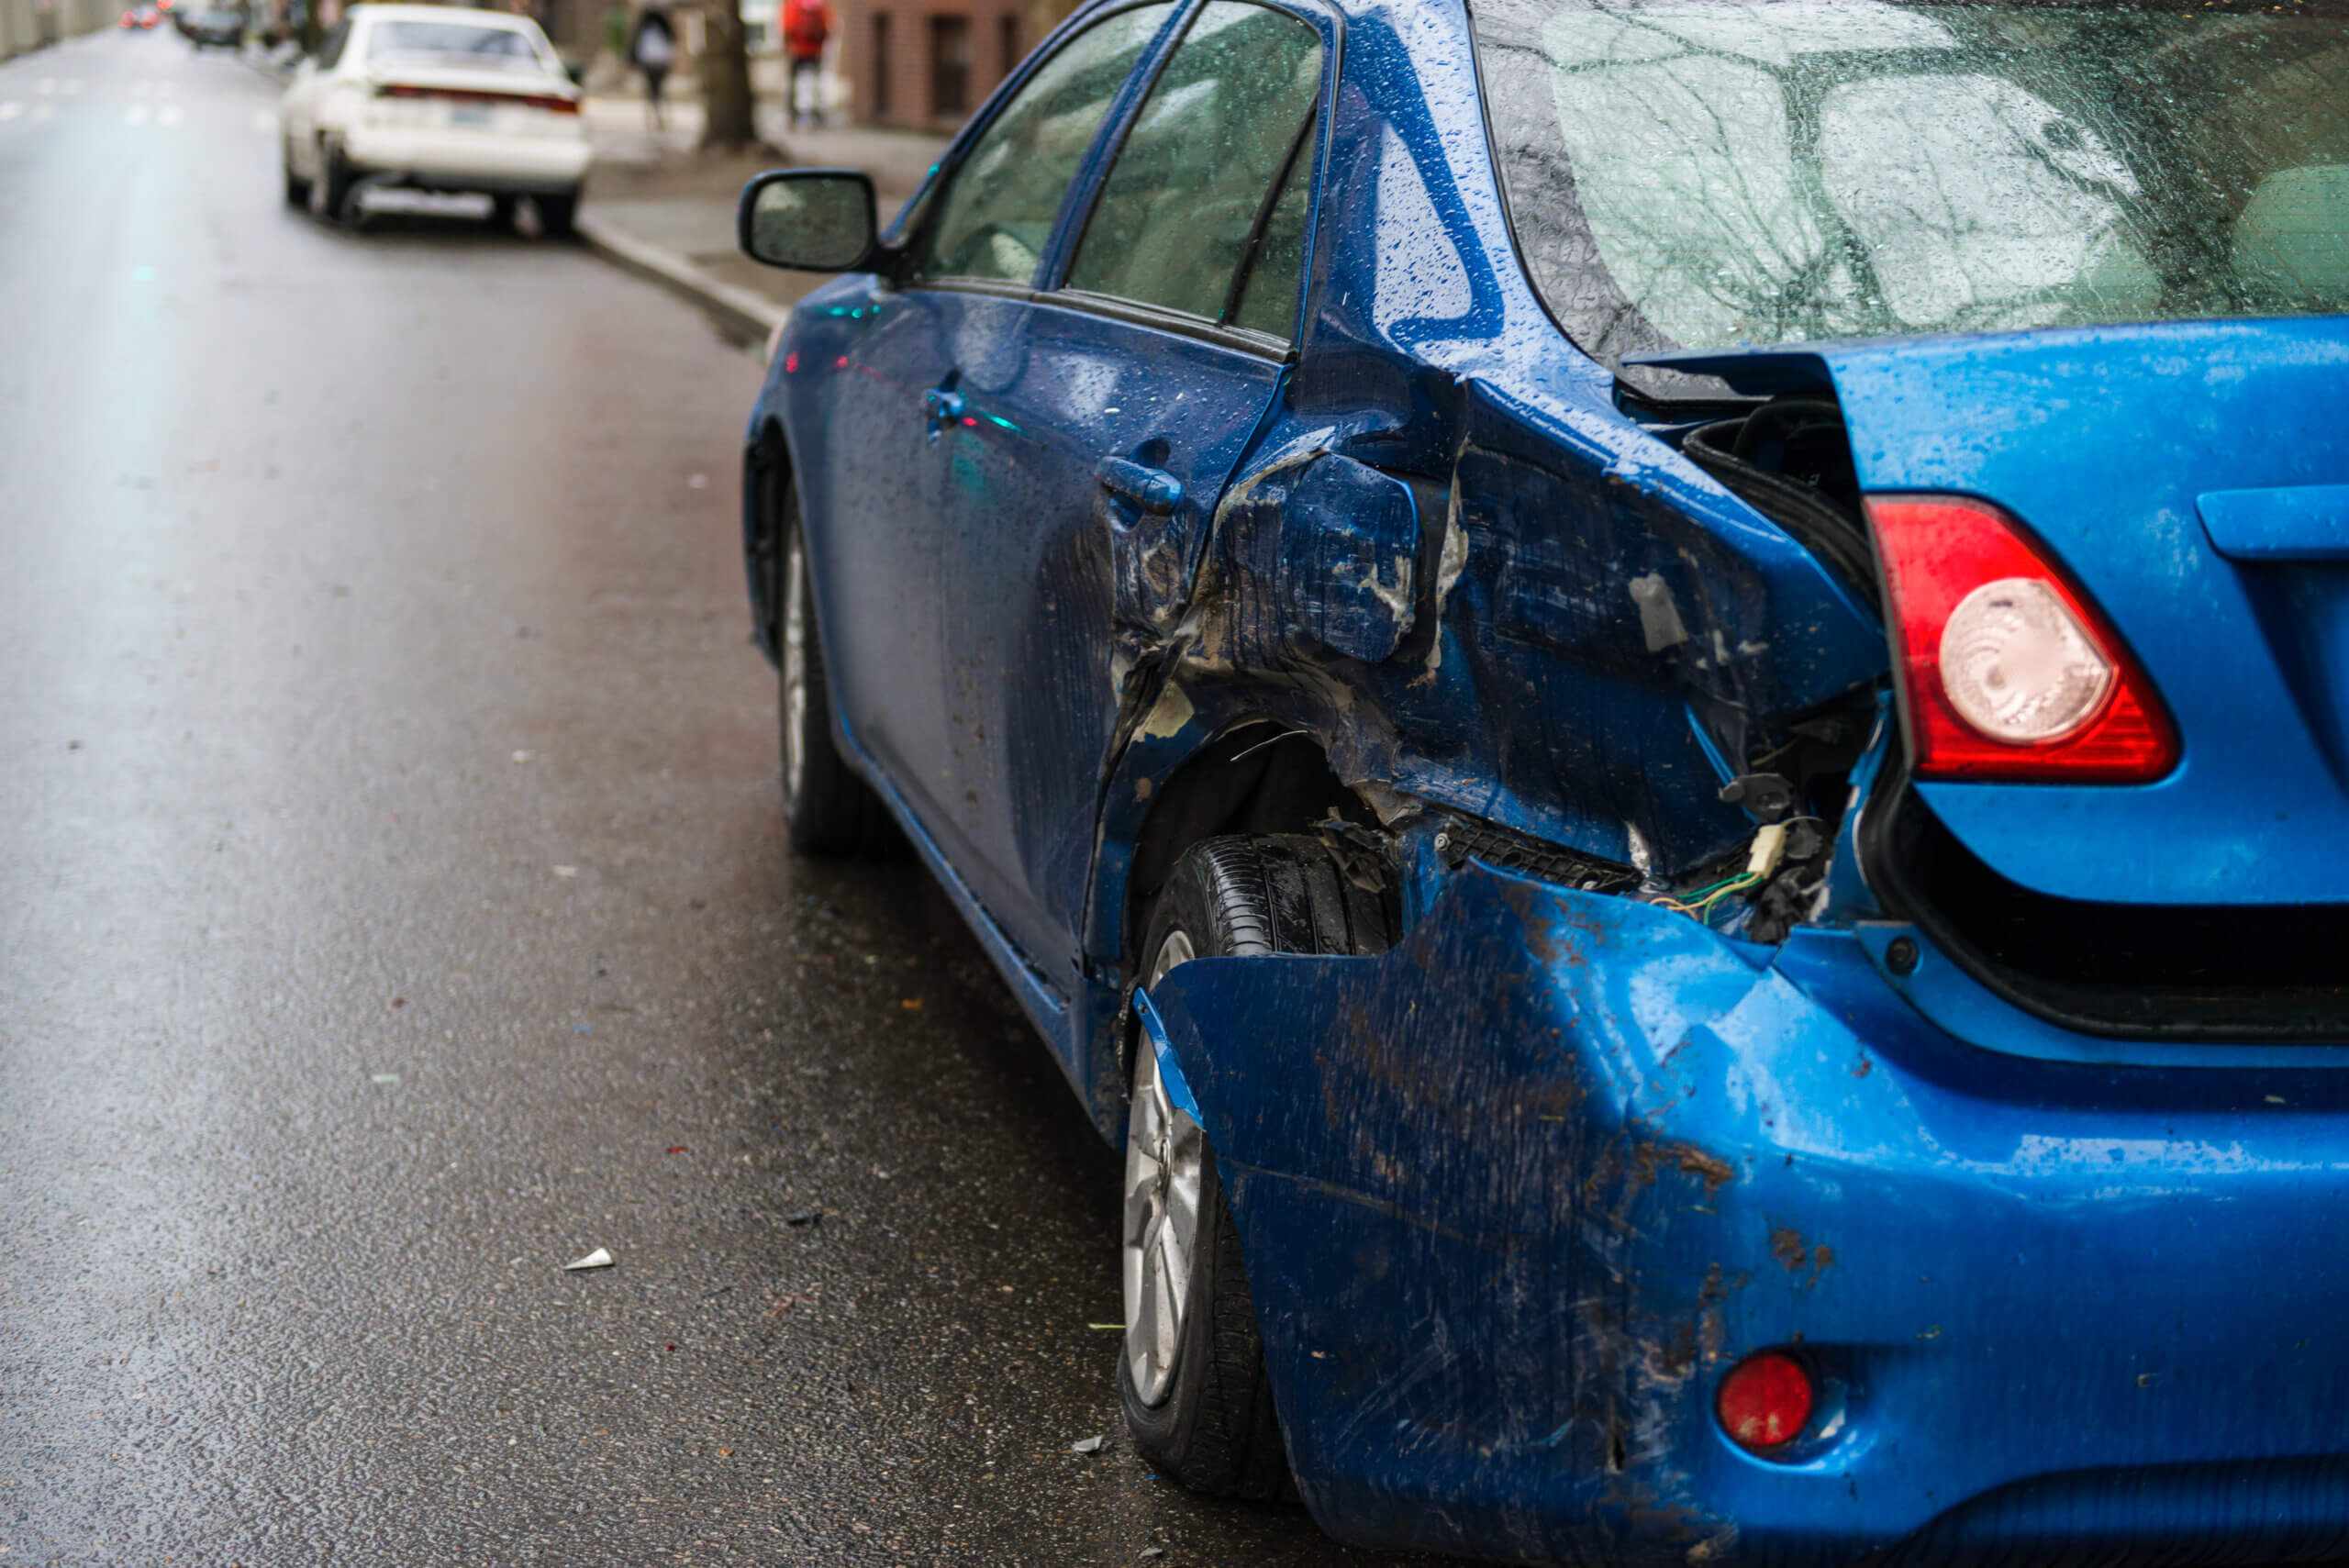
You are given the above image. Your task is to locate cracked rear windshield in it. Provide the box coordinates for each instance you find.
[1471,0,2349,365]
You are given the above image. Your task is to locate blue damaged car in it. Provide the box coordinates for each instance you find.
[731,0,2349,1560]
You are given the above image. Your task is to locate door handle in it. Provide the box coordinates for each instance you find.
[1097,456,1184,517]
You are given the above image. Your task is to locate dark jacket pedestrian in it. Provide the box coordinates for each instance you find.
[629,5,676,130]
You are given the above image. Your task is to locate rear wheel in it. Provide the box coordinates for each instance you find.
[489,193,519,231]
[1119,835,1393,1497]
[531,188,578,239]
[775,485,895,856]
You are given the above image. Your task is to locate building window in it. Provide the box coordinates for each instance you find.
[873,11,892,117]
[998,12,1019,75]
[930,14,971,118]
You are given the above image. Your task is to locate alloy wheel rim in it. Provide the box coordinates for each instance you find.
[781,529,808,806]
[1123,929,1201,1408]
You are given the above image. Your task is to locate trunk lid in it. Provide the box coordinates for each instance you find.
[1636,317,2349,907]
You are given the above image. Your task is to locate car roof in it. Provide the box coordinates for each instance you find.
[350,3,540,27]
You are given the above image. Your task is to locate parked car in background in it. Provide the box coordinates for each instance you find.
[182,8,242,48]
[278,2,586,233]
[738,0,2349,1562]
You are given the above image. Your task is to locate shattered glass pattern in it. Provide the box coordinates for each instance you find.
[1473,0,2349,361]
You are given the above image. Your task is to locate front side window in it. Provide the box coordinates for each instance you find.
[1472,0,2349,368]
[917,4,1175,284]
[1065,0,1324,330]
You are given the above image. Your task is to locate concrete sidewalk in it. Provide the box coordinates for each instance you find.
[579,95,950,340]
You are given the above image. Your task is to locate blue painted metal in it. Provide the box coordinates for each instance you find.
[1149,862,2349,1566]
[739,0,2349,1555]
[2200,485,2349,562]
[1643,322,2349,906]
[1130,986,1201,1124]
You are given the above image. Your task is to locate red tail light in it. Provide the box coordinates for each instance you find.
[375,83,579,114]
[1866,495,2177,783]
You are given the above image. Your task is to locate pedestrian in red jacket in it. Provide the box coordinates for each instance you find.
[782,0,832,127]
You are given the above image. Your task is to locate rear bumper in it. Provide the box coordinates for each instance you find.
[1145,862,2349,1566]
[341,126,587,194]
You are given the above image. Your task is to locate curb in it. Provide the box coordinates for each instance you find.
[575,212,785,350]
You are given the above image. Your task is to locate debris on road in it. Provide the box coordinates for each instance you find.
[762,1288,818,1317]
[563,1247,615,1271]
[783,1209,822,1227]
[666,1146,688,1154]
[369,1072,400,1084]
[1087,1323,1124,1331]
[1140,1549,1166,1560]
[551,864,579,878]
[1071,1435,1106,1454]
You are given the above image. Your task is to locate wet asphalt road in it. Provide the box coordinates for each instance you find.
[0,34,1445,1568]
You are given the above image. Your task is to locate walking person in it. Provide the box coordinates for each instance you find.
[781,0,832,128]
[629,3,676,131]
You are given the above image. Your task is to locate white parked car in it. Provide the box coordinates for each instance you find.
[280,3,589,232]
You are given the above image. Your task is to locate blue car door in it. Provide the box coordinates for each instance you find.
[926,0,1332,989]
[812,3,1178,851]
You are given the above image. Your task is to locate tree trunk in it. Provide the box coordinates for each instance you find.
[697,0,756,151]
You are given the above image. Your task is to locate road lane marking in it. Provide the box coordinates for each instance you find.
[125,104,150,126]
[157,104,182,126]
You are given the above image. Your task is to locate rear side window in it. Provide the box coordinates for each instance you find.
[316,18,350,67]
[1065,1,1324,331]
[918,4,1175,284]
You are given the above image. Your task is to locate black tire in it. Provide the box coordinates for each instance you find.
[774,484,895,856]
[1119,835,1393,1499]
[281,139,310,206]
[532,189,578,239]
[308,139,354,225]
[489,193,519,231]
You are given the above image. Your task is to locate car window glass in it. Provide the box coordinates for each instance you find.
[1064,1,1322,325]
[315,18,349,67]
[367,19,550,71]
[917,4,1174,284]
[1471,0,2349,366]
[1226,119,1316,337]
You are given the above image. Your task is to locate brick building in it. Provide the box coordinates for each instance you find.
[838,0,1078,130]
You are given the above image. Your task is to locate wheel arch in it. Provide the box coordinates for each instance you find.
[1096,707,1385,986]
[742,415,793,664]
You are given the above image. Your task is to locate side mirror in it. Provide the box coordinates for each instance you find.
[738,169,879,273]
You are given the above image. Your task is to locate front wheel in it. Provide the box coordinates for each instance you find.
[281,137,310,206]
[307,138,355,225]
[1119,834,1394,1497]
[774,487,894,856]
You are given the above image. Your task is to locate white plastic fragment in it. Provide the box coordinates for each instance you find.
[563,1247,615,1271]
[369,1072,400,1084]
[1071,1435,1105,1454]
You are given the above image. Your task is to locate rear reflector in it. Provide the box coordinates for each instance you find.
[1867,495,2177,783]
[1717,1351,1813,1452]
